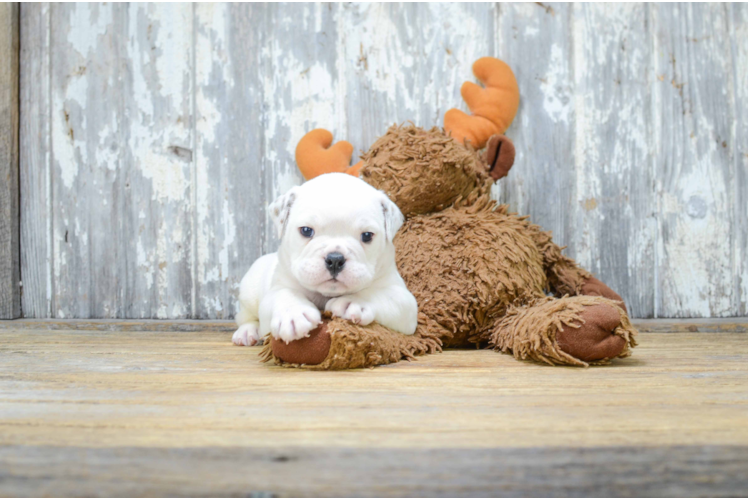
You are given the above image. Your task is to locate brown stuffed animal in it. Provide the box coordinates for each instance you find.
[261,57,637,369]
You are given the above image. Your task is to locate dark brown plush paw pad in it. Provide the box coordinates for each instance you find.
[556,303,627,362]
[271,321,332,365]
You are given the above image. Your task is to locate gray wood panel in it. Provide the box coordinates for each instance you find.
[0,2,20,319]
[496,4,577,280]
[19,3,51,318]
[733,3,748,317]
[48,4,120,318]
[258,4,339,256]
[338,3,496,155]
[120,3,195,319]
[194,4,266,318]
[652,4,737,318]
[17,2,748,319]
[570,4,656,317]
[46,4,195,319]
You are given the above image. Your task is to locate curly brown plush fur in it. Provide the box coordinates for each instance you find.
[360,126,490,217]
[395,200,548,348]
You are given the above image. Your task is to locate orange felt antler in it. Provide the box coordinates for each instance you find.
[444,57,520,149]
[295,129,363,181]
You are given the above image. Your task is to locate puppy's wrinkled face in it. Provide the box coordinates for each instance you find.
[270,173,403,297]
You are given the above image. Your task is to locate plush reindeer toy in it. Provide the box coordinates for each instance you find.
[262,57,637,369]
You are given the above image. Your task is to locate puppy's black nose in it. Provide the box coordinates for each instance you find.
[325,252,346,277]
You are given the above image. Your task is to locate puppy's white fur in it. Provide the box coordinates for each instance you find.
[233,173,418,346]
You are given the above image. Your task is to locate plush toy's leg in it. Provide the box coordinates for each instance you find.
[488,296,637,367]
[578,276,627,313]
[527,225,628,312]
[259,314,442,370]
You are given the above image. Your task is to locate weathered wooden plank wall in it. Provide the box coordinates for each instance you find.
[0,3,20,319]
[18,3,748,320]
[736,3,748,317]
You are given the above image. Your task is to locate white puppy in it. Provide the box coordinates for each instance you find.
[232,173,418,347]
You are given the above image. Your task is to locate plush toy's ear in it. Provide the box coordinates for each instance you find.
[268,186,299,239]
[380,193,404,242]
[483,134,516,180]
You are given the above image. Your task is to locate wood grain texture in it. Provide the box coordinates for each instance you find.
[653,4,737,318]
[571,4,656,318]
[49,3,117,318]
[193,4,265,319]
[19,3,51,318]
[1,329,748,450]
[1,445,747,497]
[45,4,195,319]
[258,4,339,258]
[0,2,20,319]
[338,3,495,156]
[732,3,748,317]
[121,3,195,319]
[0,327,747,495]
[17,3,748,319]
[496,3,576,277]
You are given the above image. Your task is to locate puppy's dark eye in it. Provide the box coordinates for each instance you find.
[361,232,374,243]
[299,227,314,238]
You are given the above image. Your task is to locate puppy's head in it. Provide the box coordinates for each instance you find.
[270,173,403,297]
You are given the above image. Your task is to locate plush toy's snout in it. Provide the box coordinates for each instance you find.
[483,134,516,180]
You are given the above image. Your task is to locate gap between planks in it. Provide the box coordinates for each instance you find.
[1,317,747,333]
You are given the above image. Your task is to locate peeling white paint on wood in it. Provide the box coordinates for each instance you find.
[260,4,340,254]
[571,4,656,317]
[653,4,738,318]
[125,3,194,320]
[194,3,266,318]
[19,3,748,319]
[50,3,118,319]
[497,3,576,267]
[731,3,748,317]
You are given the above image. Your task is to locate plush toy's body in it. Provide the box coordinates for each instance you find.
[261,58,637,369]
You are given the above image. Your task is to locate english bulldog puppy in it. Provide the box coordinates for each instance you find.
[232,173,418,346]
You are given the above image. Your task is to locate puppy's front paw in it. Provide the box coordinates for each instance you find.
[271,305,322,344]
[325,297,375,326]
[233,322,262,346]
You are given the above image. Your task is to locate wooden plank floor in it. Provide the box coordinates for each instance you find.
[1,322,747,496]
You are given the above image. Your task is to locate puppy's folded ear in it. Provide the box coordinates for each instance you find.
[380,194,404,242]
[269,186,299,239]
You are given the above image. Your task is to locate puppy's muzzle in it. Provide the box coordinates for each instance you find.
[324,252,346,277]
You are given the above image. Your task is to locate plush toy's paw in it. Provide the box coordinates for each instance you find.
[232,322,262,346]
[325,297,375,326]
[264,316,442,370]
[491,295,636,367]
[271,305,322,343]
[581,276,628,313]
[271,321,332,365]
[556,303,626,362]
